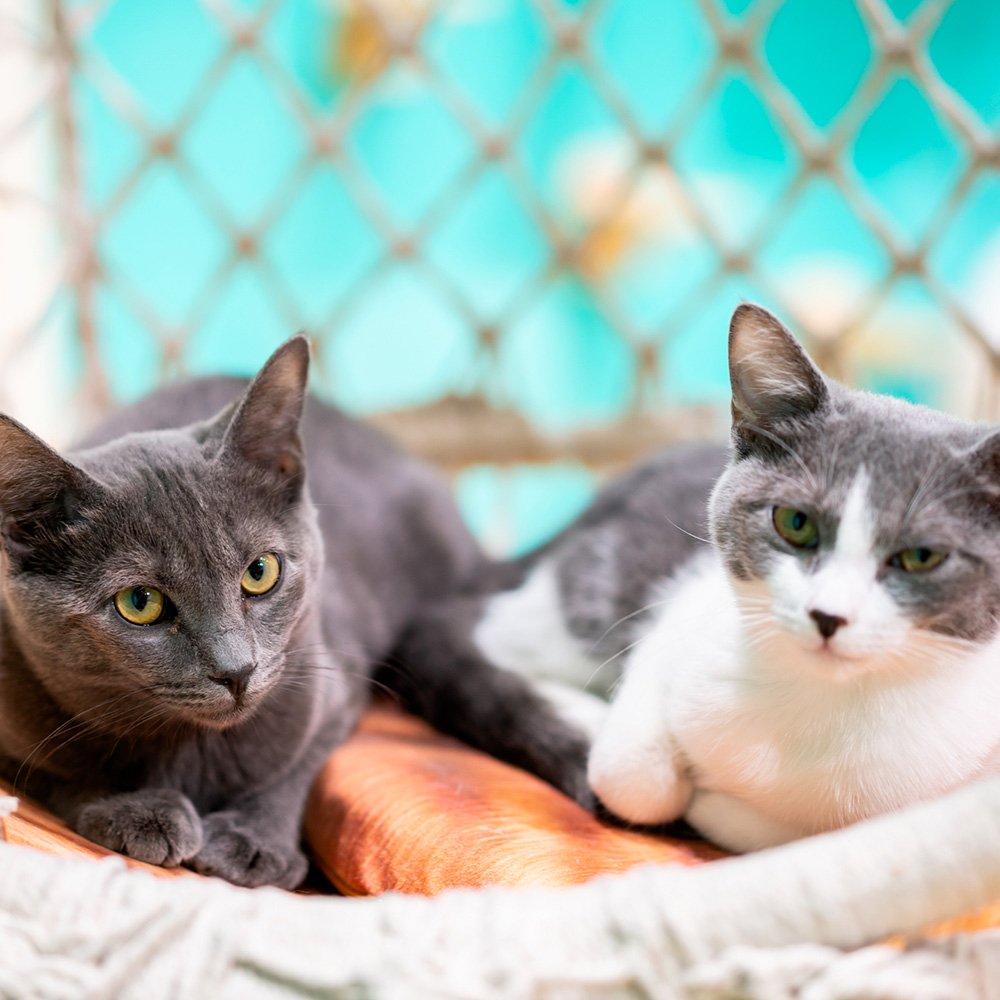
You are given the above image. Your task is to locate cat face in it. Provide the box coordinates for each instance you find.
[0,338,321,730]
[709,305,1000,680]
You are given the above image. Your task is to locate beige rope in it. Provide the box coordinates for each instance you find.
[3,777,1000,998]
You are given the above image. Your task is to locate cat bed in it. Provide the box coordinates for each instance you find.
[5,705,1000,997]
[303,703,724,895]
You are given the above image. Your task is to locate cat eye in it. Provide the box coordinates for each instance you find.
[772,507,819,549]
[241,552,281,596]
[114,586,167,626]
[890,548,947,573]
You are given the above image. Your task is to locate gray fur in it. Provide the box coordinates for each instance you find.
[385,443,725,803]
[550,443,726,662]
[390,303,1000,810]
[711,303,1000,642]
[0,338,482,887]
[545,302,1000,672]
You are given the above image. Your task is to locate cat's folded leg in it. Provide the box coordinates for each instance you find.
[587,667,693,826]
[192,766,319,889]
[382,596,595,808]
[588,730,692,826]
[74,789,203,867]
[193,808,307,890]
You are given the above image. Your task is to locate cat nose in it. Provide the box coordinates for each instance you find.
[809,609,848,639]
[208,662,256,701]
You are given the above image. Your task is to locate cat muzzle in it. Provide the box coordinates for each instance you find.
[207,662,256,703]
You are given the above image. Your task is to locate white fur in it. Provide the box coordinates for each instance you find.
[757,470,912,666]
[474,562,610,737]
[590,474,1000,851]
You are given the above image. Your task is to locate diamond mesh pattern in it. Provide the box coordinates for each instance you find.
[3,0,1000,471]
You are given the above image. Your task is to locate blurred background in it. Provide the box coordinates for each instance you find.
[2,0,999,552]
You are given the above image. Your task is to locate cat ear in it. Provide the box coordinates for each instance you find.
[0,415,100,555]
[728,303,828,431]
[221,335,310,494]
[966,429,1000,486]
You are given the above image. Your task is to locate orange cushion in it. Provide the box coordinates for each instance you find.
[304,703,722,895]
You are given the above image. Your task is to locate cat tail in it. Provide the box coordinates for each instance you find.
[381,594,595,810]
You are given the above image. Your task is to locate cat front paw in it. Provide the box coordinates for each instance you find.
[588,742,693,825]
[192,812,308,889]
[76,789,203,867]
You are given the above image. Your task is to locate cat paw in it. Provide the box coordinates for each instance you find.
[76,789,203,867]
[588,743,692,825]
[192,812,308,889]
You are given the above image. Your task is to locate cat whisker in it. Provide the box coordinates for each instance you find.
[903,456,961,526]
[145,710,182,746]
[13,685,168,792]
[282,660,396,700]
[733,590,770,605]
[100,703,177,766]
[916,634,982,667]
[660,515,712,546]
[281,643,331,656]
[741,422,820,494]
[582,635,650,693]
[736,612,774,628]
[740,618,774,638]
[740,621,781,653]
[590,595,675,649]
[734,597,773,614]
[740,611,774,625]
[822,433,844,493]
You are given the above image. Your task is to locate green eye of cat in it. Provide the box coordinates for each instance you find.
[241,552,281,596]
[891,548,947,573]
[772,507,819,549]
[114,586,166,626]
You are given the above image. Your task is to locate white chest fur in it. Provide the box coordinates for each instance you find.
[589,552,1000,852]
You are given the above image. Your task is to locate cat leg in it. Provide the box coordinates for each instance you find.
[382,596,595,808]
[192,768,316,889]
[193,808,307,890]
[190,703,366,890]
[1,759,202,867]
[587,664,693,825]
[74,789,203,867]
[685,790,802,853]
[588,728,692,826]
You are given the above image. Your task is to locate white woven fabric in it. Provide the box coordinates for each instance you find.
[4,778,1000,999]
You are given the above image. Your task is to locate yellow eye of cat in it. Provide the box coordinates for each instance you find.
[241,552,281,596]
[892,547,947,573]
[114,586,166,626]
[772,507,819,549]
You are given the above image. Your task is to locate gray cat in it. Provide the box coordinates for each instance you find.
[0,337,490,887]
[391,304,1000,851]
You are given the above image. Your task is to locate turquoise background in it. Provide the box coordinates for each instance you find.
[71,0,1000,551]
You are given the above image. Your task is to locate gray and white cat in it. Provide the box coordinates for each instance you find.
[0,337,488,887]
[394,304,1000,852]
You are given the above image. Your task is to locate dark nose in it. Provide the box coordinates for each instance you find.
[809,609,847,639]
[208,663,256,701]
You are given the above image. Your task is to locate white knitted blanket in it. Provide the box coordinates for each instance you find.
[3,783,1000,999]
